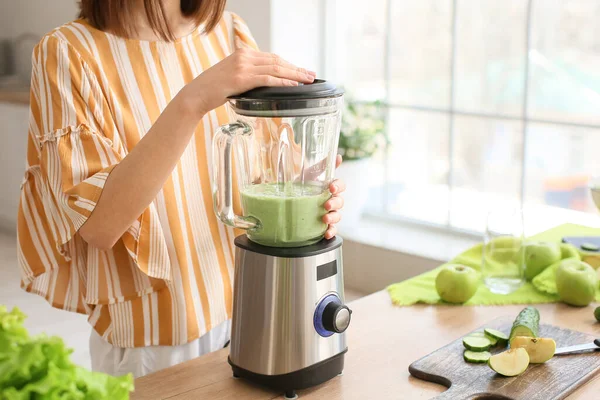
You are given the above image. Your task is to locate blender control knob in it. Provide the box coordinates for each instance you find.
[322,301,352,333]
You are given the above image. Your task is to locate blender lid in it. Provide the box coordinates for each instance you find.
[228,79,344,117]
[229,79,343,100]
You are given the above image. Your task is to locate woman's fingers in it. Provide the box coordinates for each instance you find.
[324,225,337,240]
[256,75,299,87]
[253,65,314,84]
[335,154,343,168]
[329,179,346,195]
[325,196,344,211]
[323,211,341,225]
[252,52,316,80]
[253,51,314,72]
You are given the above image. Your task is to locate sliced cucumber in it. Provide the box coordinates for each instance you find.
[484,333,498,346]
[464,350,491,363]
[485,328,509,346]
[581,242,600,252]
[509,307,540,346]
[467,332,486,338]
[489,348,530,377]
[463,336,492,351]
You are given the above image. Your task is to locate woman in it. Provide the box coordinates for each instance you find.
[17,0,345,378]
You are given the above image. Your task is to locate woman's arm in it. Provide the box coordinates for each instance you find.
[79,48,316,249]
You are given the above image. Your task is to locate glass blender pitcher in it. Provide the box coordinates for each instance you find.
[213,80,344,247]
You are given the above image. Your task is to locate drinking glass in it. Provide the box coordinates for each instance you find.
[589,177,600,212]
[482,207,525,294]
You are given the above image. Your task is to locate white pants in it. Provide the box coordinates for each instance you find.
[89,320,231,378]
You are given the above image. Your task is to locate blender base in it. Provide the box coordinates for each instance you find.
[228,349,346,396]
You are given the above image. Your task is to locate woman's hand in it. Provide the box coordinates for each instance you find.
[180,48,316,118]
[323,155,345,239]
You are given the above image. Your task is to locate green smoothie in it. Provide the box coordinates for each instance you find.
[241,183,330,247]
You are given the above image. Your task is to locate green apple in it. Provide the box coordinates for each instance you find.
[560,243,581,260]
[510,336,556,363]
[488,348,530,377]
[555,260,598,307]
[435,264,480,304]
[523,242,562,281]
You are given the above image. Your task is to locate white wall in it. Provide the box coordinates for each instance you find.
[270,0,323,75]
[1,0,79,38]
[0,0,78,81]
[0,0,270,40]
[227,0,272,51]
[0,104,28,231]
[229,0,326,76]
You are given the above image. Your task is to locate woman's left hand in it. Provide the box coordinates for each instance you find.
[323,155,345,239]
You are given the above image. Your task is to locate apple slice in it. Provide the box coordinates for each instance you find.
[488,348,530,377]
[511,336,556,363]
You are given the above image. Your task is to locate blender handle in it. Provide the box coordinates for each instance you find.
[212,121,258,230]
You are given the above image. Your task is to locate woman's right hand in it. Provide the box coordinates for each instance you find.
[179,48,316,118]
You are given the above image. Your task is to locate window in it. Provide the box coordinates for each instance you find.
[324,0,600,234]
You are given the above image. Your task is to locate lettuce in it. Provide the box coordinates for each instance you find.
[0,306,134,400]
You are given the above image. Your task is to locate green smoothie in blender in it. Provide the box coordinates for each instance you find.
[241,183,331,247]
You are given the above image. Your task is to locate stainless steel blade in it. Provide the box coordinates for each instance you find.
[554,342,600,355]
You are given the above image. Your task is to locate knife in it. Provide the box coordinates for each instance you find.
[554,339,600,355]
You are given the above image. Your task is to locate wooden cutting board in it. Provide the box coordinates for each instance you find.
[409,316,600,400]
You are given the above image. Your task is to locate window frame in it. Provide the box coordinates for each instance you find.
[322,0,600,237]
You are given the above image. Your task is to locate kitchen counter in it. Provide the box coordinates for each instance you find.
[132,291,600,399]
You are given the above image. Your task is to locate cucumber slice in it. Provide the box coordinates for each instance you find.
[511,336,556,363]
[581,242,600,252]
[464,350,491,363]
[509,307,540,346]
[468,331,497,345]
[485,328,509,346]
[489,348,530,377]
[484,333,498,346]
[468,332,486,338]
[463,336,492,351]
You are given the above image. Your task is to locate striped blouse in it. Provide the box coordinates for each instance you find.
[17,12,256,347]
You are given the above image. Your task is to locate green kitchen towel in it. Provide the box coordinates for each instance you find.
[387,223,600,306]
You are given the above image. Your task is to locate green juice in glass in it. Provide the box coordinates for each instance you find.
[241,183,330,247]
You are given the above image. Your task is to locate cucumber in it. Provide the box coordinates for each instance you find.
[463,336,492,351]
[509,307,540,346]
[483,332,498,346]
[485,328,509,346]
[467,332,486,338]
[467,331,497,346]
[464,350,491,363]
[581,242,599,252]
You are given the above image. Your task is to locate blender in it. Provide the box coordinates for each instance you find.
[213,80,351,399]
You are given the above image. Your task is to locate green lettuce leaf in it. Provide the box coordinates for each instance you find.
[0,306,134,400]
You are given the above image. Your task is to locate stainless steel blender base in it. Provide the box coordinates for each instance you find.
[228,350,346,395]
[229,236,350,397]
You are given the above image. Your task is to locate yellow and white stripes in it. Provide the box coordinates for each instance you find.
[17,12,257,347]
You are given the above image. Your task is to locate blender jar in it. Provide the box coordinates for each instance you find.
[212,80,344,247]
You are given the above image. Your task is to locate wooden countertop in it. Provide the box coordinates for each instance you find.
[132,291,600,400]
